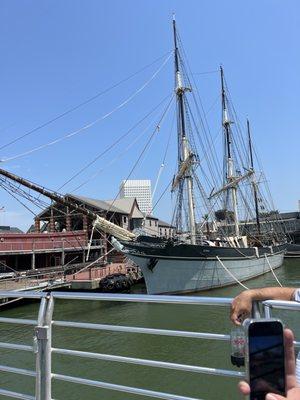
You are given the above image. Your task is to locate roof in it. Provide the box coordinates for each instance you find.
[36,193,159,220]
[67,194,123,214]
[0,225,23,233]
[157,219,176,228]
[105,198,144,218]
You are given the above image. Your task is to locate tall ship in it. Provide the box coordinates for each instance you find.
[112,18,287,294]
[0,19,287,295]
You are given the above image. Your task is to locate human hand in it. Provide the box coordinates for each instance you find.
[238,329,299,399]
[230,290,253,325]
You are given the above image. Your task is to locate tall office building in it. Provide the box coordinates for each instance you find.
[120,180,152,214]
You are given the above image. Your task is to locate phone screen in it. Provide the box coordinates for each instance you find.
[248,321,285,400]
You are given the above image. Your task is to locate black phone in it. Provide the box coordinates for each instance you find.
[244,319,285,400]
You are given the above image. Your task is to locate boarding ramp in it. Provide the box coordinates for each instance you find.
[0,291,298,400]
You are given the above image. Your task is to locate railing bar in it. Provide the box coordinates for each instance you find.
[52,292,232,305]
[0,291,47,299]
[0,317,37,325]
[52,373,204,400]
[52,347,244,378]
[0,364,36,377]
[0,388,35,400]
[263,300,300,310]
[0,342,33,352]
[52,320,230,340]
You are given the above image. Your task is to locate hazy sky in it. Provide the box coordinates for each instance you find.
[0,0,299,230]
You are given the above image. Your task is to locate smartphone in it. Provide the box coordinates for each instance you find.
[244,319,285,400]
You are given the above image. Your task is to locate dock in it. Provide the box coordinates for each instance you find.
[67,262,141,290]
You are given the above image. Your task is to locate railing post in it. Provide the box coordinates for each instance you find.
[263,304,272,319]
[252,301,261,319]
[35,293,54,400]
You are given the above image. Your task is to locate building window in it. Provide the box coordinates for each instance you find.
[123,216,127,223]
[149,220,152,227]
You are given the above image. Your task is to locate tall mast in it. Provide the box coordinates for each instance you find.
[220,66,240,238]
[247,119,261,235]
[172,16,196,244]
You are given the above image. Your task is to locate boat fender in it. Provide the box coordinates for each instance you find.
[254,247,259,258]
[147,258,158,272]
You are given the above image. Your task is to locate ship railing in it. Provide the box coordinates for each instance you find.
[0,292,298,400]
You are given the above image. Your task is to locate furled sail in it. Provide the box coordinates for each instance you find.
[93,215,135,241]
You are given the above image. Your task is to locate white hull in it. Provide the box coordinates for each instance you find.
[126,252,284,294]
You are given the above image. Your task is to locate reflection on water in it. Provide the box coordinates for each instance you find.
[0,259,299,400]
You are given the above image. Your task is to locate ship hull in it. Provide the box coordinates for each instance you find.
[122,243,285,294]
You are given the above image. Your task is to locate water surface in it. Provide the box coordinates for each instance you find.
[0,259,299,400]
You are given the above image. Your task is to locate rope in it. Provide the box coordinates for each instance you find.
[216,256,249,289]
[1,53,172,163]
[58,93,172,191]
[70,100,173,193]
[107,95,175,221]
[73,248,114,277]
[0,51,172,152]
[264,254,283,287]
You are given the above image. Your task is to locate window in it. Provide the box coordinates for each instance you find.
[123,216,127,223]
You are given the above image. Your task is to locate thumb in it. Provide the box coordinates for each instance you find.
[266,394,286,400]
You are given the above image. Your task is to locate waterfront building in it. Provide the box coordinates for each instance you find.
[119,180,152,215]
[158,220,176,239]
[0,193,175,272]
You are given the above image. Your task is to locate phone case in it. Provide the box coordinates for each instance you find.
[243,318,285,400]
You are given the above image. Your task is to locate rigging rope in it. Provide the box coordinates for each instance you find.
[0,177,87,252]
[216,256,249,290]
[73,248,115,277]
[57,93,172,191]
[0,51,172,152]
[143,108,175,217]
[107,95,175,222]
[1,52,172,163]
[264,253,283,287]
[70,100,173,193]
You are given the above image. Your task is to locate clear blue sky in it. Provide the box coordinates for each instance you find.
[0,0,299,230]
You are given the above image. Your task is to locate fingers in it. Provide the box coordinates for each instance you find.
[238,381,250,395]
[265,394,285,400]
[283,328,297,391]
[230,309,241,325]
[267,388,300,400]
[230,307,250,325]
[230,293,252,325]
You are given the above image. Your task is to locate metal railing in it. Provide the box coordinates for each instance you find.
[1,292,299,399]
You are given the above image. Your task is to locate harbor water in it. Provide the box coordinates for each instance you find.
[0,259,299,400]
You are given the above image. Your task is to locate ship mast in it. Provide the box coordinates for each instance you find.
[247,119,261,235]
[172,17,196,244]
[220,66,240,238]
